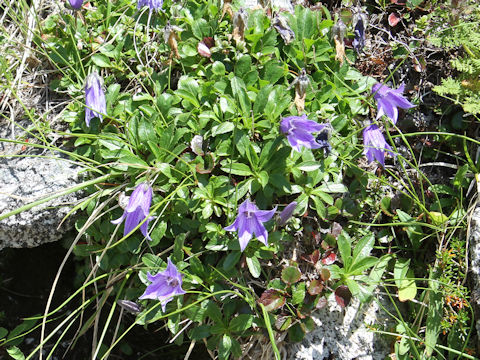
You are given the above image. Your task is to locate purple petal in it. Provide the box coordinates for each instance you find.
[69,0,83,9]
[140,216,153,241]
[123,208,145,237]
[237,215,253,251]
[389,92,415,110]
[278,201,297,226]
[224,214,241,232]
[251,217,269,246]
[290,130,322,150]
[164,258,180,278]
[255,208,277,222]
[139,277,172,299]
[85,72,106,126]
[292,118,325,133]
[378,97,398,124]
[111,211,126,225]
[286,134,302,152]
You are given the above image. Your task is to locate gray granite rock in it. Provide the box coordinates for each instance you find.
[0,116,82,250]
[0,152,82,250]
[468,204,480,337]
[288,293,392,360]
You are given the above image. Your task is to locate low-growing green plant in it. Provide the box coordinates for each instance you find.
[425,0,480,115]
[1,0,478,359]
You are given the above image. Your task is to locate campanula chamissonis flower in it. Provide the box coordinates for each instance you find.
[372,83,415,124]
[139,258,186,312]
[111,183,154,240]
[224,199,277,252]
[277,201,297,226]
[352,12,367,53]
[137,0,164,12]
[68,0,83,10]
[85,71,106,127]
[280,114,328,152]
[363,124,395,166]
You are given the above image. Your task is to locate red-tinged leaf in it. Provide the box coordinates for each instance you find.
[335,285,352,308]
[258,289,286,312]
[308,279,324,295]
[301,249,320,264]
[296,308,307,319]
[388,12,401,27]
[320,268,330,282]
[281,266,302,284]
[391,0,406,4]
[316,296,328,309]
[202,36,215,48]
[321,249,337,265]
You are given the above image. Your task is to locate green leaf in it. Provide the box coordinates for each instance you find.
[352,234,375,264]
[394,259,417,302]
[396,209,423,249]
[288,323,305,342]
[281,266,301,284]
[257,171,269,188]
[212,122,235,136]
[223,251,241,271]
[235,55,253,79]
[292,282,306,305]
[246,256,262,278]
[190,325,211,340]
[347,256,377,275]
[406,0,424,9]
[218,335,232,360]
[192,18,209,39]
[229,314,254,332]
[336,232,352,269]
[7,346,25,360]
[212,61,226,76]
[91,54,112,68]
[425,270,442,357]
[453,164,468,188]
[220,161,253,176]
[231,76,251,116]
[173,233,186,262]
[206,302,223,324]
[296,161,321,172]
[317,183,348,193]
[0,327,8,339]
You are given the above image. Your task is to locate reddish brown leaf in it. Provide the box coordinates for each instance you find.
[321,249,337,265]
[388,12,401,27]
[320,268,330,282]
[258,289,286,312]
[202,36,215,48]
[335,285,352,308]
[301,249,320,264]
[308,279,324,295]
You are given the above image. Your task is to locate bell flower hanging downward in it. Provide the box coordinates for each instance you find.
[277,201,297,227]
[139,258,186,312]
[85,71,106,127]
[68,0,83,9]
[280,115,327,152]
[363,124,395,166]
[111,183,154,240]
[224,199,277,252]
[372,83,415,124]
[137,0,164,12]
